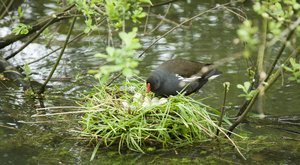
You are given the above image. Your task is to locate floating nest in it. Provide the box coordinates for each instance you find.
[79,77,232,154]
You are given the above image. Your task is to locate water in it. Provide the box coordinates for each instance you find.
[1,0,300,164]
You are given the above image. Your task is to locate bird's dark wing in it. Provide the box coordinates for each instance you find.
[158,59,210,77]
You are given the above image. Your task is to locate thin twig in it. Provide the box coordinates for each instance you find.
[149,3,172,33]
[24,18,106,67]
[106,72,122,86]
[25,32,85,66]
[31,109,105,117]
[38,16,77,94]
[216,126,246,160]
[142,0,179,7]
[18,119,78,124]
[36,106,86,111]
[265,28,295,82]
[149,13,187,30]
[138,2,233,58]
[143,6,151,34]
[222,6,247,21]
[0,0,14,19]
[216,83,229,136]
[0,124,17,130]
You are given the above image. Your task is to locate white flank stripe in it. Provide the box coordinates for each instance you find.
[175,74,201,82]
[208,74,220,80]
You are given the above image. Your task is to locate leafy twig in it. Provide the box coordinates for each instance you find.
[265,28,295,82]
[228,47,300,136]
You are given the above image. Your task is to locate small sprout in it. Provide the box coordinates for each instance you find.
[17,6,24,18]
[237,81,257,100]
[12,23,31,35]
[237,81,251,94]
[223,82,230,92]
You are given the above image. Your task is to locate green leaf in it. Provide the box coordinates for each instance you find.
[101,65,123,74]
[88,69,99,74]
[288,77,297,81]
[106,47,115,56]
[243,81,251,91]
[140,0,152,5]
[17,6,24,18]
[236,84,244,90]
[282,65,293,72]
[238,94,247,98]
[95,53,108,58]
[122,68,134,77]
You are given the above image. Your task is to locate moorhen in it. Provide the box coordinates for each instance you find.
[146,59,220,97]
